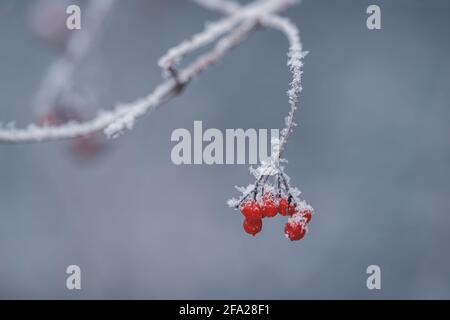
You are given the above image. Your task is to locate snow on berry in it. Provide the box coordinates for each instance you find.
[284,220,307,241]
[240,200,262,220]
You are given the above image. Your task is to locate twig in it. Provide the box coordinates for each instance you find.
[158,0,297,70]
[195,1,305,156]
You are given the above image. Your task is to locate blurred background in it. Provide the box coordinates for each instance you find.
[0,0,449,299]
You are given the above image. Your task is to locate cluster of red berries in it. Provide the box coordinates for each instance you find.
[240,192,312,241]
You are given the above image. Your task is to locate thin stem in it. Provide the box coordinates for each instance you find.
[192,0,242,15]
[259,14,304,157]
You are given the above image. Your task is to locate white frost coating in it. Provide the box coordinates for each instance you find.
[106,19,259,138]
[174,0,314,230]
[227,161,313,212]
[226,198,240,208]
[235,184,256,194]
[257,136,281,176]
[0,14,255,142]
[192,0,241,15]
[259,14,306,155]
[288,204,313,225]
[227,183,256,207]
[159,0,299,70]
[0,111,118,143]
[0,78,177,143]
[104,80,176,138]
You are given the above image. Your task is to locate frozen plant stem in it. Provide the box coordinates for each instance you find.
[0,0,305,152]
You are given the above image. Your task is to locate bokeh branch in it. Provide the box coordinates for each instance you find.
[32,0,116,117]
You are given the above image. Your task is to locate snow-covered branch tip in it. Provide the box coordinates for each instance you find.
[202,0,314,241]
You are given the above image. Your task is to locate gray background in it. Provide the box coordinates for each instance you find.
[0,0,449,299]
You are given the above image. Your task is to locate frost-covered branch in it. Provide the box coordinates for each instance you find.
[158,0,298,70]
[0,14,256,142]
[194,1,305,156]
[0,0,302,144]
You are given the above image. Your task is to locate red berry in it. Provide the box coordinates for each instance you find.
[302,210,312,223]
[284,222,306,241]
[240,201,262,220]
[243,218,262,236]
[278,198,296,216]
[71,134,103,159]
[261,198,278,218]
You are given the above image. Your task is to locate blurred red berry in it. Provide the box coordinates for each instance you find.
[240,201,262,220]
[243,218,262,236]
[71,134,103,158]
[284,221,306,241]
[27,0,71,50]
[37,111,59,126]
